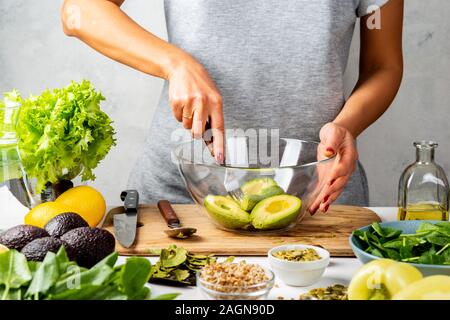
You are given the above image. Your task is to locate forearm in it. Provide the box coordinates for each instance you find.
[335,0,403,138]
[61,0,188,79]
[333,66,402,138]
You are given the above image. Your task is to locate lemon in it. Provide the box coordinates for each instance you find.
[0,244,9,253]
[56,186,106,227]
[24,201,77,228]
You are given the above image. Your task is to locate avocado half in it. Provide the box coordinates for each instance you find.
[204,195,251,229]
[250,194,302,230]
[238,177,284,211]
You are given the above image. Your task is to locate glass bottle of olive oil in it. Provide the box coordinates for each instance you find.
[398,141,449,221]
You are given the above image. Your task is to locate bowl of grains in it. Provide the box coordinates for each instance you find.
[268,244,330,287]
[197,261,275,300]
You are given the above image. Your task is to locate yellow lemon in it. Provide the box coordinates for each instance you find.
[0,244,9,253]
[24,201,77,228]
[56,186,106,227]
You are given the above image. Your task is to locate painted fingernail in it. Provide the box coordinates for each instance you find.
[326,147,335,153]
[309,207,317,216]
[216,152,224,164]
[324,204,330,212]
[323,195,329,203]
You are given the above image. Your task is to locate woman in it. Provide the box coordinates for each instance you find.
[61,0,403,213]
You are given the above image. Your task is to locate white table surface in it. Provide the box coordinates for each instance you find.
[115,207,398,300]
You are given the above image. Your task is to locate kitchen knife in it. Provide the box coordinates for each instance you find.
[114,189,139,248]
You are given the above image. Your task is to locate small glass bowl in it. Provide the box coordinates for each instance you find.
[196,268,275,300]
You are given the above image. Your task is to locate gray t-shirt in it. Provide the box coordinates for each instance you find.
[128,0,388,205]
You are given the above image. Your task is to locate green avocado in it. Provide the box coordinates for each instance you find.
[204,195,251,229]
[250,194,302,230]
[238,177,284,211]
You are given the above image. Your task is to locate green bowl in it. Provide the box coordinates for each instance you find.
[349,220,450,276]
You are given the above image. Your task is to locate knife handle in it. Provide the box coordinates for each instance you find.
[121,190,139,213]
[157,200,180,226]
[203,117,215,156]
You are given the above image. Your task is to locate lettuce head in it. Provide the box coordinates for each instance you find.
[14,80,116,192]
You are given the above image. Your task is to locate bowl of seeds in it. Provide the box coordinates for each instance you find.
[268,244,330,286]
[197,261,275,300]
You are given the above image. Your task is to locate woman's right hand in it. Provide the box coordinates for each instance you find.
[60,0,225,162]
[167,55,225,163]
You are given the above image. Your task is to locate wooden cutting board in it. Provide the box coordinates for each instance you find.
[103,204,380,257]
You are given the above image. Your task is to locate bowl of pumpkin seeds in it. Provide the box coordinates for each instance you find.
[268,244,330,287]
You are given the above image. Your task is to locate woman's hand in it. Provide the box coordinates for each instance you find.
[308,122,358,214]
[168,56,225,163]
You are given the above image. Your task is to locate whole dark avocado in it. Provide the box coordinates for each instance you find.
[44,212,89,238]
[0,225,49,251]
[20,237,75,261]
[60,227,115,268]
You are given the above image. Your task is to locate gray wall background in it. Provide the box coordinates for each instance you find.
[1,0,449,206]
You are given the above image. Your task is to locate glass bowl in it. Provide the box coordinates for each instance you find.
[172,136,335,234]
[196,267,275,300]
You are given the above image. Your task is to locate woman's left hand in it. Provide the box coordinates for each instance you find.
[309,122,358,214]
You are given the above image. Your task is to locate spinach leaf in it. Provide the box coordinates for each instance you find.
[55,246,70,264]
[439,246,450,264]
[426,234,450,247]
[384,248,400,260]
[0,287,23,300]
[371,222,402,239]
[370,222,385,237]
[94,251,118,269]
[435,221,450,233]
[25,252,60,298]
[418,250,443,265]
[150,293,180,300]
[383,238,403,249]
[27,261,41,277]
[399,245,414,259]
[49,264,114,295]
[52,252,118,293]
[47,285,111,300]
[370,248,384,258]
[417,222,439,232]
[120,257,152,299]
[132,287,151,300]
[0,250,32,299]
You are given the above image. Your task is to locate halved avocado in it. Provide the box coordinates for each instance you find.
[239,177,284,211]
[250,194,302,230]
[204,195,251,229]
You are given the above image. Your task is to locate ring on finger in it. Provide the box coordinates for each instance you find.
[182,105,193,119]
[182,112,193,119]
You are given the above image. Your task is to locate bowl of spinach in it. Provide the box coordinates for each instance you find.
[350,221,450,276]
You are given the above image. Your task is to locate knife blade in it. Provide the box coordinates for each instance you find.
[114,189,139,248]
